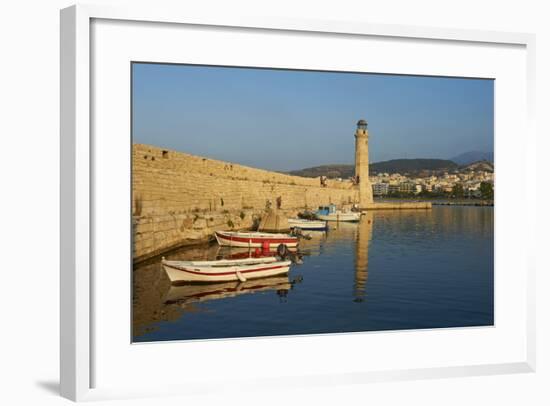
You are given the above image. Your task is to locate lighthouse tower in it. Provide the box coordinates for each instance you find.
[354,119,374,208]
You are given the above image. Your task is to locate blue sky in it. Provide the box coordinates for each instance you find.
[132,63,494,171]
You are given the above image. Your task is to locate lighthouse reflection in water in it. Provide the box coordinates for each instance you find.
[132,206,494,342]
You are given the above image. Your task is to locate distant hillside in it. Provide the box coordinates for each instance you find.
[460,160,494,173]
[450,151,493,165]
[288,159,458,178]
[288,164,354,179]
[371,159,458,175]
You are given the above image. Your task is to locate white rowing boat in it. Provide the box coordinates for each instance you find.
[162,256,292,283]
[214,230,299,248]
[287,218,327,230]
[316,212,361,222]
[315,204,361,222]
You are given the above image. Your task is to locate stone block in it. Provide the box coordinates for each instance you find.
[192,218,207,229]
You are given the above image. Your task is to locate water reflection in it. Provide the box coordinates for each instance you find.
[165,276,293,307]
[133,207,494,341]
[132,244,303,337]
[355,212,373,300]
[134,214,375,334]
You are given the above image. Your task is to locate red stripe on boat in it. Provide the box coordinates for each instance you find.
[165,264,288,276]
[216,232,297,244]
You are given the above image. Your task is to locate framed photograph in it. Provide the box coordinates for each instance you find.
[60,4,536,401]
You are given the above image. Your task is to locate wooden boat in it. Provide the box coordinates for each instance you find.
[215,245,297,260]
[162,256,292,283]
[315,204,361,222]
[287,218,327,231]
[214,230,299,248]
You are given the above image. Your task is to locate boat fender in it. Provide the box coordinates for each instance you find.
[236,271,247,282]
[277,243,289,259]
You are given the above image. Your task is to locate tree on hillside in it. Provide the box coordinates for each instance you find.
[480,182,494,200]
[451,184,464,199]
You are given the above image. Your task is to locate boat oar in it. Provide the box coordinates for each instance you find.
[236,271,247,282]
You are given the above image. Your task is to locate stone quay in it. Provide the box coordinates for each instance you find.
[132,120,431,263]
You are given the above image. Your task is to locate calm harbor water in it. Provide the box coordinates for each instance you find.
[133,206,494,342]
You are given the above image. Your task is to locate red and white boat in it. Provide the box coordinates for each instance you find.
[214,230,299,249]
[162,256,292,283]
[215,245,297,260]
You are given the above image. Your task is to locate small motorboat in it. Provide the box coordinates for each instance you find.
[215,230,299,248]
[162,256,292,283]
[315,204,361,222]
[288,218,327,231]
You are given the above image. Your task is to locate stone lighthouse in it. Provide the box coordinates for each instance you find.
[354,119,374,208]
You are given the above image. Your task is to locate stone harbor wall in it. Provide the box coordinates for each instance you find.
[133,144,359,262]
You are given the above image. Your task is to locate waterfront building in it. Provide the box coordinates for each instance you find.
[399,182,416,194]
[372,182,389,196]
[388,183,400,193]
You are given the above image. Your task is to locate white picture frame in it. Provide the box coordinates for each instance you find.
[60,3,536,402]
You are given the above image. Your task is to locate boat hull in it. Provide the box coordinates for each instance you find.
[287,219,327,230]
[316,213,361,222]
[162,259,292,283]
[215,231,298,248]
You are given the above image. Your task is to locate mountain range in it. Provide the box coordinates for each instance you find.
[449,151,493,165]
[288,156,493,179]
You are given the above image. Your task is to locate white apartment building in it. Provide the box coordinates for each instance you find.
[372,182,389,196]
